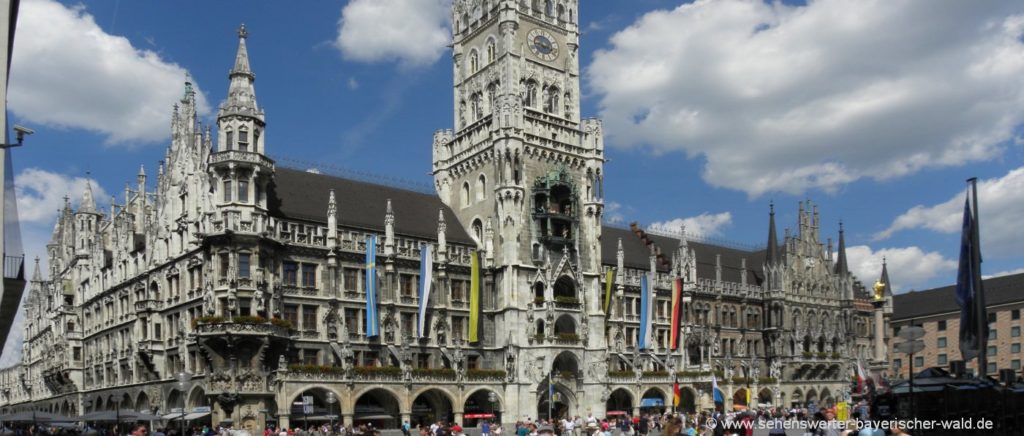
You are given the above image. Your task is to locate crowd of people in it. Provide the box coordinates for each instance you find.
[3,406,919,436]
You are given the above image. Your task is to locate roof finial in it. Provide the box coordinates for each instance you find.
[238,23,248,39]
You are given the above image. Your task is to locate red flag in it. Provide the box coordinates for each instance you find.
[670,278,683,350]
[673,382,681,407]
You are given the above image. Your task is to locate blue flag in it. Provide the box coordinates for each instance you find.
[365,234,380,337]
[955,196,988,362]
[712,374,723,404]
[638,273,652,350]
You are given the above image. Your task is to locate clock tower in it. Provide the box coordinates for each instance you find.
[433,0,607,415]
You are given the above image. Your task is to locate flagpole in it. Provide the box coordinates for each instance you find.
[968,178,987,378]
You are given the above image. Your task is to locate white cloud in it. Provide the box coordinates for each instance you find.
[649,212,733,238]
[845,245,957,293]
[587,0,1024,196]
[875,167,1024,257]
[347,77,360,90]
[14,168,110,224]
[985,267,1024,279]
[335,0,451,68]
[8,0,210,145]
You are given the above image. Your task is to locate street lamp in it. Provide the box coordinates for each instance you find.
[0,125,33,149]
[326,392,337,431]
[177,371,193,436]
[487,392,497,422]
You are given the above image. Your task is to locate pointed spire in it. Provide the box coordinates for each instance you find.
[384,199,395,256]
[31,257,41,282]
[879,257,892,297]
[834,221,849,275]
[232,24,252,77]
[327,190,338,248]
[80,179,96,213]
[765,202,779,265]
[437,209,448,263]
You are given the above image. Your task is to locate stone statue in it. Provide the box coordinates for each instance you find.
[254,287,265,312]
[202,283,215,315]
[278,355,287,371]
[770,359,781,380]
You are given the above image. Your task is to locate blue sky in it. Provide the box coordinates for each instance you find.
[6,0,1024,299]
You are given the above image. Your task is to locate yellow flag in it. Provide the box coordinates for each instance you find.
[603,269,615,313]
[836,402,849,421]
[469,251,480,343]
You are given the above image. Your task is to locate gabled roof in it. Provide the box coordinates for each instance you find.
[601,226,764,285]
[267,167,475,245]
[892,272,1024,321]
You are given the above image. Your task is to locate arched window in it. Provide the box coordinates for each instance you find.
[472,219,484,244]
[470,50,480,74]
[524,80,538,108]
[471,94,482,121]
[476,174,487,201]
[461,13,470,32]
[462,182,471,207]
[487,83,498,114]
[254,128,261,151]
[545,0,553,17]
[486,39,497,64]
[545,86,560,113]
[557,4,565,23]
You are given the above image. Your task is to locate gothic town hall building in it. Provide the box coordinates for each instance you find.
[0,0,883,430]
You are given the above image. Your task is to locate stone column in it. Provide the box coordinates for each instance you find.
[454,412,464,426]
[873,301,885,363]
[280,415,291,430]
[343,414,353,428]
[401,413,411,428]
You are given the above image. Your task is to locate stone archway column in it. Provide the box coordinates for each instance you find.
[401,412,411,427]
[454,412,464,425]
[343,414,353,427]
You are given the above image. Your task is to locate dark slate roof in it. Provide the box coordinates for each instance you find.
[601,226,765,285]
[892,272,1024,321]
[268,167,475,245]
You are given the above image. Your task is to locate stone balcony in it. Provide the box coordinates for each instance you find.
[193,317,292,337]
[135,299,162,313]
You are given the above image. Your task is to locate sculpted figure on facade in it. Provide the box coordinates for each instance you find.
[202,283,215,315]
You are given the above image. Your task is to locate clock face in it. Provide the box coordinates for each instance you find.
[528,28,559,62]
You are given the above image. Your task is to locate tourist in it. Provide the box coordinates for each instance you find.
[481,420,491,436]
[402,422,411,436]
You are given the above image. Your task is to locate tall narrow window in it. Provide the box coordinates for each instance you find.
[525,81,538,108]
[470,51,480,74]
[238,253,251,279]
[238,179,249,203]
[222,180,232,202]
[238,127,249,150]
[487,40,496,64]
[301,264,316,288]
[477,174,487,201]
[253,129,260,151]
[225,130,234,150]
[282,261,298,286]
[462,182,471,207]
[220,253,230,279]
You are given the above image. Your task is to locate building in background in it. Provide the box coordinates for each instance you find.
[0,0,881,429]
[889,272,1024,379]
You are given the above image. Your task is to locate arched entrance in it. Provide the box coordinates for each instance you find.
[640,388,666,415]
[732,388,748,409]
[605,388,633,416]
[538,384,574,421]
[290,388,342,429]
[166,390,183,414]
[354,389,401,429]
[411,389,454,428]
[136,391,151,413]
[757,388,773,408]
[805,389,818,409]
[820,388,834,408]
[463,389,502,427]
[791,390,803,408]
[677,388,696,414]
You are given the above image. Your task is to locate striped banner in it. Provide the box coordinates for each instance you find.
[638,273,652,350]
[670,277,683,350]
[416,244,433,338]
[468,251,481,343]
[603,268,615,314]
[365,235,380,337]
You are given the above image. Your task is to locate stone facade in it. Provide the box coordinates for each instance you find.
[0,0,882,430]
